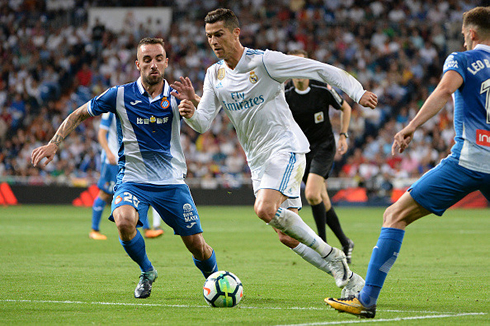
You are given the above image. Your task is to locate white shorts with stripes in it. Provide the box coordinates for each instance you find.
[251,151,306,210]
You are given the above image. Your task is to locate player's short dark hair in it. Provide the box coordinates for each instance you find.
[287,49,308,57]
[204,8,239,31]
[463,6,490,36]
[137,37,165,51]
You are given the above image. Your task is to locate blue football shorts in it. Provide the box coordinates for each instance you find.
[409,157,490,216]
[110,182,203,236]
[97,162,118,195]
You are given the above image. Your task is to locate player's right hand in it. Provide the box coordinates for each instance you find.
[391,126,415,155]
[179,99,196,119]
[31,143,58,167]
[359,91,377,109]
[107,152,117,165]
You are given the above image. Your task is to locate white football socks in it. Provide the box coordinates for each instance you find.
[152,207,161,228]
[268,207,332,258]
[292,243,332,275]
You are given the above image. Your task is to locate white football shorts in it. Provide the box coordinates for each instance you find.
[251,151,306,210]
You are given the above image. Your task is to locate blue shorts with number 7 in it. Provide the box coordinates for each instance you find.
[110,182,203,236]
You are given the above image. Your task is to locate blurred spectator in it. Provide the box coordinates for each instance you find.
[0,0,471,190]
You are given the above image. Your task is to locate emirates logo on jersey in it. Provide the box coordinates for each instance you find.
[476,129,490,147]
[249,71,258,84]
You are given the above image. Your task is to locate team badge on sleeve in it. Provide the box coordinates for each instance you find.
[161,97,170,109]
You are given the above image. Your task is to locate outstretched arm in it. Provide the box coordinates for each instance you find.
[392,70,463,155]
[170,76,201,107]
[31,104,91,167]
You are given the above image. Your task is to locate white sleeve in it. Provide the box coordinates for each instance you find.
[184,70,221,133]
[263,50,366,103]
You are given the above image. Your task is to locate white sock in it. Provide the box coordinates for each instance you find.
[268,207,332,257]
[152,207,161,228]
[292,243,332,275]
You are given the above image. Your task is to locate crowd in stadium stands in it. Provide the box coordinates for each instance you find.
[0,0,479,192]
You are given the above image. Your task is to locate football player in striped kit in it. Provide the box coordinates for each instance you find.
[326,6,490,318]
[32,38,218,299]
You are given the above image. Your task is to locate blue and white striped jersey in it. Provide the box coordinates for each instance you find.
[88,78,187,185]
[99,112,118,164]
[443,44,490,173]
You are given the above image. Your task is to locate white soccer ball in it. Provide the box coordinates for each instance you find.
[203,271,243,307]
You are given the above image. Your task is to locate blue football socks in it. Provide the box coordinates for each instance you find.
[119,230,153,272]
[91,197,106,231]
[359,227,405,307]
[193,250,218,278]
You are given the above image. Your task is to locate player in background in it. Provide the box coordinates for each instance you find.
[326,6,490,318]
[89,112,119,240]
[141,207,164,238]
[32,37,218,299]
[285,49,355,264]
[91,112,164,240]
[175,8,377,295]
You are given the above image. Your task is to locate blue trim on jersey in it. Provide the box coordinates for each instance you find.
[279,153,296,192]
[246,49,265,55]
[261,54,281,83]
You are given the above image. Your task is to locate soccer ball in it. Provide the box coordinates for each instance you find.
[203,271,243,307]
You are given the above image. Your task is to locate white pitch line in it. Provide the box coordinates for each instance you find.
[1,299,488,325]
[1,299,323,310]
[276,312,487,326]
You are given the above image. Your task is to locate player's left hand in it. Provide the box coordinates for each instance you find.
[337,137,348,155]
[359,91,377,109]
[31,143,58,167]
[170,77,200,104]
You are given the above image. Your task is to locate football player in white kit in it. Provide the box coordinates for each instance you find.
[175,8,377,295]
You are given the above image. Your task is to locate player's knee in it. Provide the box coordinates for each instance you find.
[254,201,276,223]
[304,191,321,206]
[113,209,137,235]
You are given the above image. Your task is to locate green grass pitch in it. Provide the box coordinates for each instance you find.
[1,205,488,325]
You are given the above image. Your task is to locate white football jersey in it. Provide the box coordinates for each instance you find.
[185,48,366,172]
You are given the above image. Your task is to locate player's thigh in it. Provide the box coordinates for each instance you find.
[304,173,326,202]
[151,184,204,236]
[252,151,306,213]
[409,158,483,216]
[111,183,150,227]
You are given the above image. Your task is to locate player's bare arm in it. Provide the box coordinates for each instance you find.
[359,91,377,109]
[98,127,117,165]
[338,101,351,155]
[179,99,196,119]
[31,104,91,167]
[392,70,463,155]
[170,76,201,107]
